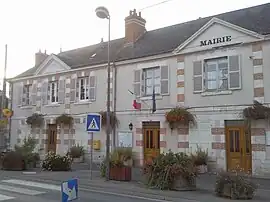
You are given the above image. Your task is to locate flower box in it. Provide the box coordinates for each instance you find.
[109,166,132,181]
[197,165,208,174]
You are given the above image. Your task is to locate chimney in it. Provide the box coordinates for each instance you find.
[125,9,146,44]
[35,50,48,66]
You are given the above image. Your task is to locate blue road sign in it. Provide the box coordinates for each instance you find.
[61,178,78,202]
[86,113,101,132]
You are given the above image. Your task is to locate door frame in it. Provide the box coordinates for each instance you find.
[47,124,57,153]
[225,124,252,173]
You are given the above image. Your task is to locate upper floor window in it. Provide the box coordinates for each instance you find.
[205,57,228,91]
[144,67,160,95]
[133,66,169,98]
[22,84,31,106]
[78,77,89,101]
[193,55,241,93]
[48,81,58,103]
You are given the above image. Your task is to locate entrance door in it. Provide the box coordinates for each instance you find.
[47,124,57,153]
[226,126,252,173]
[143,128,160,163]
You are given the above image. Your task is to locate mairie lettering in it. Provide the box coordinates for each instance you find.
[200,36,232,46]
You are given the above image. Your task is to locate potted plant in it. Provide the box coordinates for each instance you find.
[2,151,26,171]
[56,114,73,127]
[99,111,119,131]
[215,170,257,199]
[192,146,208,174]
[69,145,84,163]
[143,151,197,190]
[165,107,196,130]
[100,147,133,181]
[26,113,44,128]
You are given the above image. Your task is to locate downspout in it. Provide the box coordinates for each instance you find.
[7,82,13,150]
[112,62,117,149]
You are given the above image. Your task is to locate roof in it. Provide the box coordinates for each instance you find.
[15,3,270,79]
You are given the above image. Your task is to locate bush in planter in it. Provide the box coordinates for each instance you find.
[41,151,72,171]
[69,145,84,159]
[215,170,257,199]
[143,151,197,190]
[191,146,208,173]
[2,151,26,170]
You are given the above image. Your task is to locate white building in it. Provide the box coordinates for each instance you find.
[8,3,270,175]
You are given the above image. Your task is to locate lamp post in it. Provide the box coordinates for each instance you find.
[95,6,111,181]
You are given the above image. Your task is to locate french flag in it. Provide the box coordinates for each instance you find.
[128,90,141,110]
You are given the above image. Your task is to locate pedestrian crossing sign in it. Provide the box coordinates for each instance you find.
[86,113,101,132]
[61,178,78,202]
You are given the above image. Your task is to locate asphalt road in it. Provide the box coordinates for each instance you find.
[0,178,178,202]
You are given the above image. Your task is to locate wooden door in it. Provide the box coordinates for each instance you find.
[143,128,160,163]
[226,126,251,173]
[47,124,57,153]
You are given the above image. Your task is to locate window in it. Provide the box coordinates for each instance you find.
[49,81,58,103]
[144,67,160,95]
[78,77,89,101]
[204,57,228,91]
[22,85,31,106]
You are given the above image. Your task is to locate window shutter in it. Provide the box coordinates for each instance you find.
[89,76,96,101]
[228,55,241,90]
[58,79,65,104]
[22,85,26,106]
[17,83,23,106]
[70,78,76,103]
[75,79,80,102]
[160,65,169,95]
[41,81,48,105]
[193,60,203,93]
[133,70,141,97]
[31,83,37,106]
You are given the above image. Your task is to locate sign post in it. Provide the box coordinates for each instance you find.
[86,113,101,180]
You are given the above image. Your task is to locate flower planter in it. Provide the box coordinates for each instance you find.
[73,156,83,163]
[173,175,196,191]
[196,164,208,174]
[220,184,254,200]
[109,166,132,181]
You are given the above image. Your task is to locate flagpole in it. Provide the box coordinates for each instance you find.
[2,44,7,109]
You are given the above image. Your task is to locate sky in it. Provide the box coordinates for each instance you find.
[0,0,269,83]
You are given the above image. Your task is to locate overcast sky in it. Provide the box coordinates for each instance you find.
[0,0,269,81]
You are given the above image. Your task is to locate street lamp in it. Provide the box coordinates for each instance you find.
[95,6,111,181]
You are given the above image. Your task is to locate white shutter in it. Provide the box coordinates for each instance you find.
[193,60,204,93]
[133,70,141,97]
[160,65,169,95]
[89,76,96,101]
[228,55,241,90]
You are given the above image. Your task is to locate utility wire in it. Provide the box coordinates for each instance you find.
[138,0,175,11]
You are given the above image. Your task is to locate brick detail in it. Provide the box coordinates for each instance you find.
[177,55,184,62]
[211,128,224,135]
[177,69,184,75]
[177,81,184,88]
[251,128,265,136]
[177,128,189,135]
[254,87,264,97]
[160,141,167,148]
[252,43,262,52]
[136,140,143,146]
[177,94,185,102]
[252,144,265,151]
[56,139,61,144]
[178,142,189,148]
[160,128,166,135]
[212,142,225,149]
[253,73,263,80]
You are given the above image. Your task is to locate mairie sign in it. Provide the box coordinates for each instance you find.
[86,113,101,132]
[61,178,78,202]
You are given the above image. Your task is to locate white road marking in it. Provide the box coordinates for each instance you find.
[0,194,14,201]
[0,184,45,195]
[1,179,61,191]
[79,187,199,202]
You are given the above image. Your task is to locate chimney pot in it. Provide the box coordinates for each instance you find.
[125,9,146,44]
[35,50,48,66]
[139,12,141,17]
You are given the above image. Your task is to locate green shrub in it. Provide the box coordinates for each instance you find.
[2,151,26,170]
[69,145,84,158]
[215,170,257,199]
[191,146,208,166]
[143,151,197,190]
[41,151,72,171]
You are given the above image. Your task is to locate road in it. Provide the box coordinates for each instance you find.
[0,178,181,202]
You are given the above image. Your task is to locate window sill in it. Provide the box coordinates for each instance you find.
[74,101,92,105]
[201,90,232,96]
[20,106,33,109]
[44,103,61,107]
[140,95,163,101]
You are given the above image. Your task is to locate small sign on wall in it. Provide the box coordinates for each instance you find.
[118,131,133,147]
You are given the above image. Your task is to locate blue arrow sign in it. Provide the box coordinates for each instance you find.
[61,178,78,202]
[86,113,101,132]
